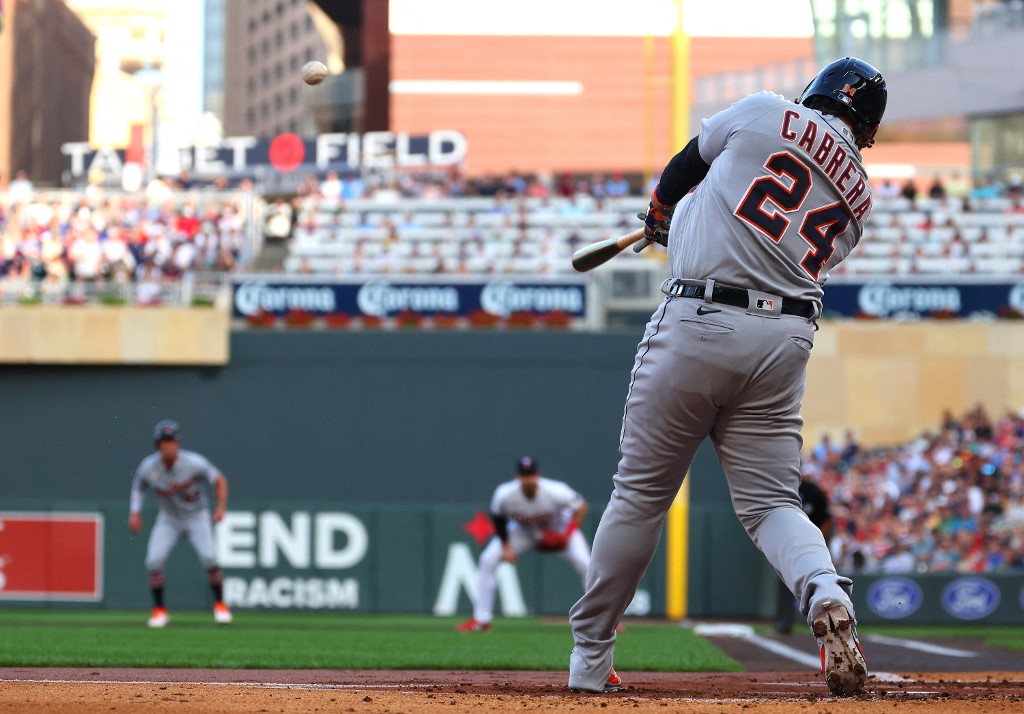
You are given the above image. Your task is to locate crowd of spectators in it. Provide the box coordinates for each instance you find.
[875,171,1024,205]
[293,167,642,204]
[805,406,1024,574]
[5,164,1024,286]
[293,166,1024,207]
[0,181,248,301]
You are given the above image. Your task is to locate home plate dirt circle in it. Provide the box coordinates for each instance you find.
[1,668,1022,713]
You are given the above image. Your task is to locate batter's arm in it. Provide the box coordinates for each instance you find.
[212,473,229,523]
[655,135,712,205]
[638,135,711,249]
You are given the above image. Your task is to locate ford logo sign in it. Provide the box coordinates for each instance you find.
[941,577,1000,620]
[866,577,923,619]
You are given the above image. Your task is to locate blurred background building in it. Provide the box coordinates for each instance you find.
[4,0,1022,186]
[0,0,94,186]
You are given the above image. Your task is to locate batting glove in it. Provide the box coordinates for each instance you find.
[639,185,674,247]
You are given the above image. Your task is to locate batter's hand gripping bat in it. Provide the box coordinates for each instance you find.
[571,228,650,272]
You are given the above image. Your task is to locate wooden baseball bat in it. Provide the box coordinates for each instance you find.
[571,228,648,272]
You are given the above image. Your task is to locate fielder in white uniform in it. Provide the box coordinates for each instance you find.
[568,58,887,697]
[128,420,232,628]
[457,456,590,632]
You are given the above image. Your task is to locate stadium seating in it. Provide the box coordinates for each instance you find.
[286,192,1024,277]
[284,195,642,276]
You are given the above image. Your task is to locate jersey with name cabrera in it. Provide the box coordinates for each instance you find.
[131,450,221,518]
[490,478,584,535]
[669,90,873,306]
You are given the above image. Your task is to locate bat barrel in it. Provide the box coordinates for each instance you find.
[571,229,646,272]
[571,238,619,272]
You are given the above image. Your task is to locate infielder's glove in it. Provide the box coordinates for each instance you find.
[639,185,674,247]
[536,529,568,551]
[535,522,578,552]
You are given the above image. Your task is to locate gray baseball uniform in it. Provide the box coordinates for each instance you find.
[130,449,222,571]
[569,91,872,690]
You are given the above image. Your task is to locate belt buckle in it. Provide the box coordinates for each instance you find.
[660,278,683,297]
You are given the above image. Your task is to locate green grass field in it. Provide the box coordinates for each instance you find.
[5,611,1023,671]
[0,611,743,671]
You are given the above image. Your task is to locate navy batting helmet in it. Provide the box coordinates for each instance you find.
[153,419,180,444]
[797,57,887,149]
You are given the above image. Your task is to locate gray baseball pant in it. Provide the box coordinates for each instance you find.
[568,291,854,691]
[145,510,219,572]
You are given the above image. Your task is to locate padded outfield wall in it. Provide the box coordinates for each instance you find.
[3,329,1023,623]
[0,330,702,617]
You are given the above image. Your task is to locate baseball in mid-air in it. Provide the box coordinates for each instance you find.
[302,61,328,85]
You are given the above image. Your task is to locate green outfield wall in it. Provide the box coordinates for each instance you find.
[3,330,1019,621]
[2,501,1022,624]
[0,501,665,619]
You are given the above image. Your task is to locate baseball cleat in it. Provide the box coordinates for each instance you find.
[213,601,233,624]
[813,602,867,696]
[570,668,623,693]
[147,607,170,628]
[455,618,491,632]
[603,668,623,692]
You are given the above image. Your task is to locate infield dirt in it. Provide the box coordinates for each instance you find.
[1,668,1022,713]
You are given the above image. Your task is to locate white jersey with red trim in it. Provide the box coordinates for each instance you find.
[669,91,872,305]
[490,477,584,535]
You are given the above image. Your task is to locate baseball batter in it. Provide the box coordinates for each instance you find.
[568,58,886,697]
[128,420,232,628]
[457,456,590,633]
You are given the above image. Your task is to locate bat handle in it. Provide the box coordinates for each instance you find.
[633,237,654,253]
